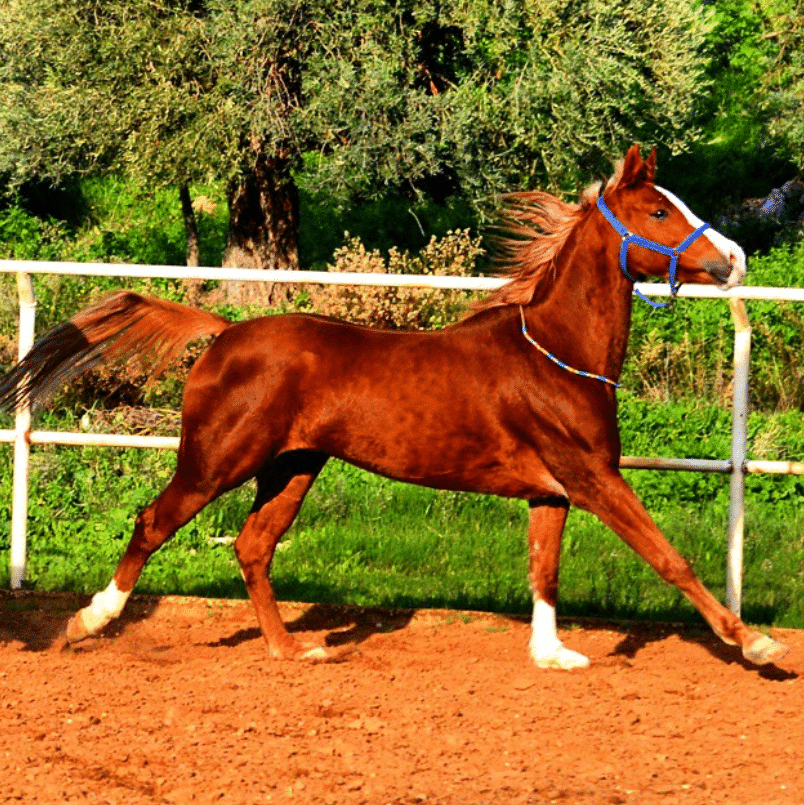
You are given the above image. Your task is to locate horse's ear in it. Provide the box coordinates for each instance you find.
[644,146,657,182]
[617,144,656,188]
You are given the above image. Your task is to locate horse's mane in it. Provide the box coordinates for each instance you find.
[473,160,625,312]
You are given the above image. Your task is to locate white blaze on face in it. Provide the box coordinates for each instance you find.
[656,186,747,288]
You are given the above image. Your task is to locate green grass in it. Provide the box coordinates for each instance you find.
[2,407,804,629]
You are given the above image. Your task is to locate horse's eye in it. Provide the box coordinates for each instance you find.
[651,208,669,220]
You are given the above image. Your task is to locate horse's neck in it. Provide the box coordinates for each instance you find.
[523,223,633,383]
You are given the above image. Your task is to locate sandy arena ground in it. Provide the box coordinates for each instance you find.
[1,591,802,805]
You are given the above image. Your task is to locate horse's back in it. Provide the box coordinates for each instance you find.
[192,312,480,389]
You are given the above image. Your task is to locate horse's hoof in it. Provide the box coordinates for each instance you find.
[534,645,590,670]
[301,644,357,664]
[271,640,354,665]
[742,634,790,666]
[300,645,330,661]
[65,611,91,644]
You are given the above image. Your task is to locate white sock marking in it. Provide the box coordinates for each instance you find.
[81,579,130,634]
[529,598,562,660]
[529,598,590,669]
[656,186,746,287]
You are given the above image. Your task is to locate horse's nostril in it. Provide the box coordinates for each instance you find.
[705,261,732,284]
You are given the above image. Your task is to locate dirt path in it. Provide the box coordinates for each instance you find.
[1,592,802,805]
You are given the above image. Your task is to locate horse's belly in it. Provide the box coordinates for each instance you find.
[307,418,563,499]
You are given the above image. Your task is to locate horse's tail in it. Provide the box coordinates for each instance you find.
[0,291,232,411]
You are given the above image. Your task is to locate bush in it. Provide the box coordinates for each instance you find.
[310,230,484,329]
[623,236,804,411]
[0,205,69,260]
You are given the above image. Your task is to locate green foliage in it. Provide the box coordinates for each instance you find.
[0,205,70,260]
[1,0,802,274]
[1,0,719,219]
[0,0,217,188]
[708,0,770,90]
[298,189,475,269]
[302,0,719,202]
[442,0,716,197]
[658,0,801,217]
[0,179,228,268]
[738,243,804,411]
[623,237,804,411]
[760,0,804,172]
[2,173,469,272]
[2,401,804,627]
[68,179,229,270]
[618,396,804,507]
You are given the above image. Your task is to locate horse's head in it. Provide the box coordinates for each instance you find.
[601,145,746,296]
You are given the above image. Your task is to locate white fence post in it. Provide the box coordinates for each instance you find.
[726,298,750,616]
[10,272,36,590]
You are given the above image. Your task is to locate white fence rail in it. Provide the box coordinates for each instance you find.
[2,259,804,617]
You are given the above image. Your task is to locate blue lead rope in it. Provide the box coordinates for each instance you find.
[596,197,711,309]
[519,306,620,388]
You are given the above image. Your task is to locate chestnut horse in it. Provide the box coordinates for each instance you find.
[0,146,789,669]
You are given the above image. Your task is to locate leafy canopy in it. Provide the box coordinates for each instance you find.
[1,0,717,211]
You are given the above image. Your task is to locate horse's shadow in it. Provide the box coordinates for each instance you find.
[0,591,72,651]
[0,591,166,653]
[606,621,798,681]
[204,603,415,651]
[3,591,796,681]
[1,590,413,654]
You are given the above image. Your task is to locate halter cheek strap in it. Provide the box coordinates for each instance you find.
[596,197,711,309]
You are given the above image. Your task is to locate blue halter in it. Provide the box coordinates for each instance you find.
[596,196,712,309]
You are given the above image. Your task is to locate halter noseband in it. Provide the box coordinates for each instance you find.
[596,196,712,309]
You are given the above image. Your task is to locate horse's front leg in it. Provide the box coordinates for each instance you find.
[527,498,589,669]
[576,467,789,666]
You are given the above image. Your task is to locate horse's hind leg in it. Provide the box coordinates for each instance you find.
[234,451,328,660]
[65,473,216,644]
[527,498,589,669]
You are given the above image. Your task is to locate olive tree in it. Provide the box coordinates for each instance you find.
[0,0,717,269]
[761,0,804,172]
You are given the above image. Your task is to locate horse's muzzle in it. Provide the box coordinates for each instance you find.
[707,246,747,289]
[704,260,735,286]
[723,244,748,289]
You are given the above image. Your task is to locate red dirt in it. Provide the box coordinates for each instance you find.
[1,592,802,805]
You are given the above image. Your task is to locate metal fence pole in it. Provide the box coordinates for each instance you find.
[10,273,36,590]
[726,298,750,616]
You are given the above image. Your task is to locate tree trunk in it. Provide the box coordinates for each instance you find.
[222,148,300,272]
[179,183,201,268]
